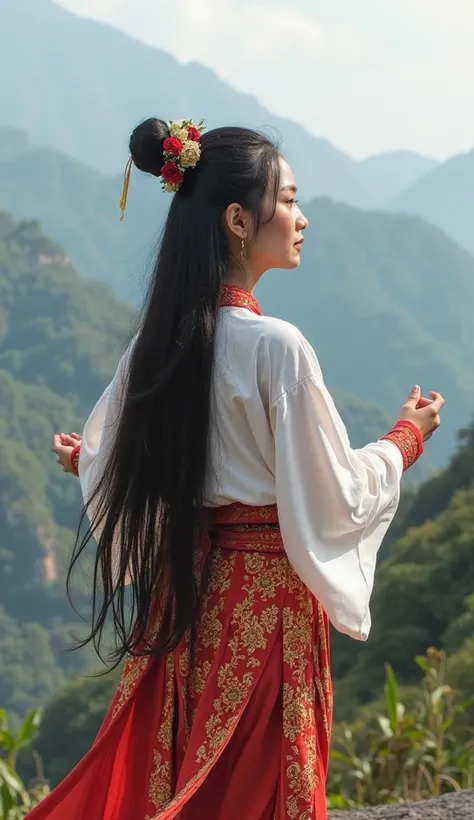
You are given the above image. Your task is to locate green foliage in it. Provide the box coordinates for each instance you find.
[0,213,131,717]
[0,212,133,409]
[328,650,474,809]
[0,707,49,818]
[33,671,120,788]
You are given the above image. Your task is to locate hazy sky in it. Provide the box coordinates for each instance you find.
[57,0,474,160]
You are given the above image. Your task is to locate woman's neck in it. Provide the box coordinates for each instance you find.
[225,262,262,294]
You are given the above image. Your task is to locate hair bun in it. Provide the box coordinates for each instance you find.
[129,118,170,177]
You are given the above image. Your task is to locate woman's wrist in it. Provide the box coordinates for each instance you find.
[382,420,423,472]
[69,445,81,477]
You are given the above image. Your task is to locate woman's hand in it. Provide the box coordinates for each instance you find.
[398,385,445,442]
[52,432,82,474]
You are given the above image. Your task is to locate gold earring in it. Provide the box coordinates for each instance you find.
[240,237,246,260]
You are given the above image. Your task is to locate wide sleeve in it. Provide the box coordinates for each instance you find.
[270,360,404,642]
[78,342,134,518]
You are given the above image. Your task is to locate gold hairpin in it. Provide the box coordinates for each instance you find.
[119,156,133,221]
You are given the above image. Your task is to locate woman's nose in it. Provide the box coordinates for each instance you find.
[297,208,308,231]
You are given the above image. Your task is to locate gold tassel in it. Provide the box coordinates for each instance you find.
[119,156,133,221]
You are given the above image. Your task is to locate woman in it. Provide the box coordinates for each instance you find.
[38,118,444,820]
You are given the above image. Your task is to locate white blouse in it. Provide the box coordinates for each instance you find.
[79,307,403,642]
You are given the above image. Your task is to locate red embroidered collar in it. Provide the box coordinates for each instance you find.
[219,285,262,316]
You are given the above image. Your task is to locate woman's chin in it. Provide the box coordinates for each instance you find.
[278,253,302,270]
[271,253,302,271]
[289,253,302,269]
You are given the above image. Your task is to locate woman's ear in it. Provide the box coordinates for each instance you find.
[225,203,249,240]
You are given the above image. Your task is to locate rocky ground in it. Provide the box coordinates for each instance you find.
[330,790,474,819]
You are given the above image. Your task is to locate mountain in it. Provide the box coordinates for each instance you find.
[0,210,404,720]
[358,150,439,204]
[0,0,432,208]
[0,132,472,463]
[0,0,366,205]
[390,149,474,256]
[0,211,133,718]
[0,128,145,304]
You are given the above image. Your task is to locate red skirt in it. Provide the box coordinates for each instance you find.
[27,504,333,819]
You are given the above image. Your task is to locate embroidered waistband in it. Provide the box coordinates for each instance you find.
[210,503,284,554]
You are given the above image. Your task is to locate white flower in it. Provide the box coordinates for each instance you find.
[163,181,181,194]
[179,140,201,168]
[169,121,188,142]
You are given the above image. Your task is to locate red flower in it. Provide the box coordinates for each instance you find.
[160,162,184,185]
[187,126,201,142]
[163,137,183,155]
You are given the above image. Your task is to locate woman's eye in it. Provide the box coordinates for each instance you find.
[286,198,299,206]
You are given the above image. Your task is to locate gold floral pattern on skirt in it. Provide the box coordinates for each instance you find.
[107,504,332,819]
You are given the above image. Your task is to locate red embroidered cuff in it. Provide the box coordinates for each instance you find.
[70,445,81,477]
[382,422,423,472]
[393,419,424,455]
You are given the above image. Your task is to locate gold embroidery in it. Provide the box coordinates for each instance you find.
[71,447,80,476]
[112,654,148,719]
[111,609,164,720]
[144,506,332,820]
[157,654,174,749]
[212,502,277,524]
[241,553,265,574]
[179,643,190,678]
[189,660,212,695]
[200,601,224,649]
[282,607,313,670]
[217,538,284,554]
[148,752,172,811]
[226,523,280,532]
[283,684,309,743]
[147,655,175,814]
[240,607,279,653]
[190,553,284,772]
[382,424,422,470]
[282,584,320,814]
[313,604,333,740]
[219,285,262,315]
[207,549,236,593]
[221,674,253,711]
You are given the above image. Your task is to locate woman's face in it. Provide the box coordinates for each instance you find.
[248,158,308,274]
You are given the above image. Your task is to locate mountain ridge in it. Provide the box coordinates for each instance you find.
[0,132,473,463]
[389,149,474,256]
[0,0,432,206]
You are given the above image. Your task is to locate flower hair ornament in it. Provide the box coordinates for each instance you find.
[119,118,205,220]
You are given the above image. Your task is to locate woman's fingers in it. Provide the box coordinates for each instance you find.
[398,389,444,442]
[59,432,81,446]
[428,392,445,413]
[52,434,62,453]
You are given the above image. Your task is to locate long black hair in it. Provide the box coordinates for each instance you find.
[68,118,281,664]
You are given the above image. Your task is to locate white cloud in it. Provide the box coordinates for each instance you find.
[403,0,474,29]
[56,0,474,159]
